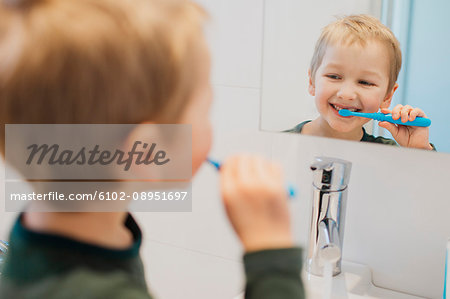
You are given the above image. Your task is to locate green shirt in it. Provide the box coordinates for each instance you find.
[0,213,150,299]
[244,248,305,299]
[0,214,305,299]
[285,120,398,145]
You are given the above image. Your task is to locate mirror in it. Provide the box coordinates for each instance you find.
[260,0,450,152]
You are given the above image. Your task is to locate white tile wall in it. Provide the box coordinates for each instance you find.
[196,0,263,88]
[141,240,244,299]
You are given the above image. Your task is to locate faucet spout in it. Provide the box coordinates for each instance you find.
[306,157,351,277]
[317,219,341,264]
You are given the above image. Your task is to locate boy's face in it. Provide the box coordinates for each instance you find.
[179,42,213,176]
[309,40,397,133]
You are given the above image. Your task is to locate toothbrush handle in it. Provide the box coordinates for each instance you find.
[381,114,431,127]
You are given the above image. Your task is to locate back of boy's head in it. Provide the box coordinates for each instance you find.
[0,0,206,155]
[310,14,401,92]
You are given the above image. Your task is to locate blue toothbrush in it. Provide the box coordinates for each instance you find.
[338,109,431,127]
[206,158,296,199]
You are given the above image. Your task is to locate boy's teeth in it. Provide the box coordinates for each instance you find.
[333,104,358,112]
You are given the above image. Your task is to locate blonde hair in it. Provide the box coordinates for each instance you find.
[0,0,207,154]
[310,14,401,92]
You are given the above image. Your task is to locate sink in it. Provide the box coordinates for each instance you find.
[303,261,425,299]
[234,260,425,299]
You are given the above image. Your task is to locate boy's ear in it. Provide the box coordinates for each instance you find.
[380,83,399,109]
[308,69,315,96]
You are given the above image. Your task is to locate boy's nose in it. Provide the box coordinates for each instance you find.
[336,83,356,101]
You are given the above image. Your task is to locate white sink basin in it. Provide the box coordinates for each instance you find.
[234,261,425,299]
[302,261,425,299]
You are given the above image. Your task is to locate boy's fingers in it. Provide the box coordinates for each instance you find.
[220,156,244,203]
[220,157,235,199]
[221,156,239,179]
[409,108,421,121]
[410,107,426,119]
[254,157,271,183]
[237,155,253,186]
[251,157,285,201]
[401,105,413,123]
[269,162,283,181]
[379,121,399,139]
[380,108,391,114]
[265,162,285,200]
[391,104,403,120]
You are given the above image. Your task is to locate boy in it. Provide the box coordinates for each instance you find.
[287,15,434,150]
[0,0,304,298]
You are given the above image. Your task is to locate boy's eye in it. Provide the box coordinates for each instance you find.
[326,74,340,80]
[359,80,375,86]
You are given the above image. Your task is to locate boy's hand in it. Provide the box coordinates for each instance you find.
[220,155,293,253]
[379,105,433,150]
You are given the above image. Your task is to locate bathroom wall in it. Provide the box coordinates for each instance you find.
[1,1,450,298]
[399,0,450,152]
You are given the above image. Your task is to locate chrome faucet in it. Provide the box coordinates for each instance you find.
[306,157,352,276]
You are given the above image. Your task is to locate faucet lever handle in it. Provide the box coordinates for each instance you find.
[310,157,352,191]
